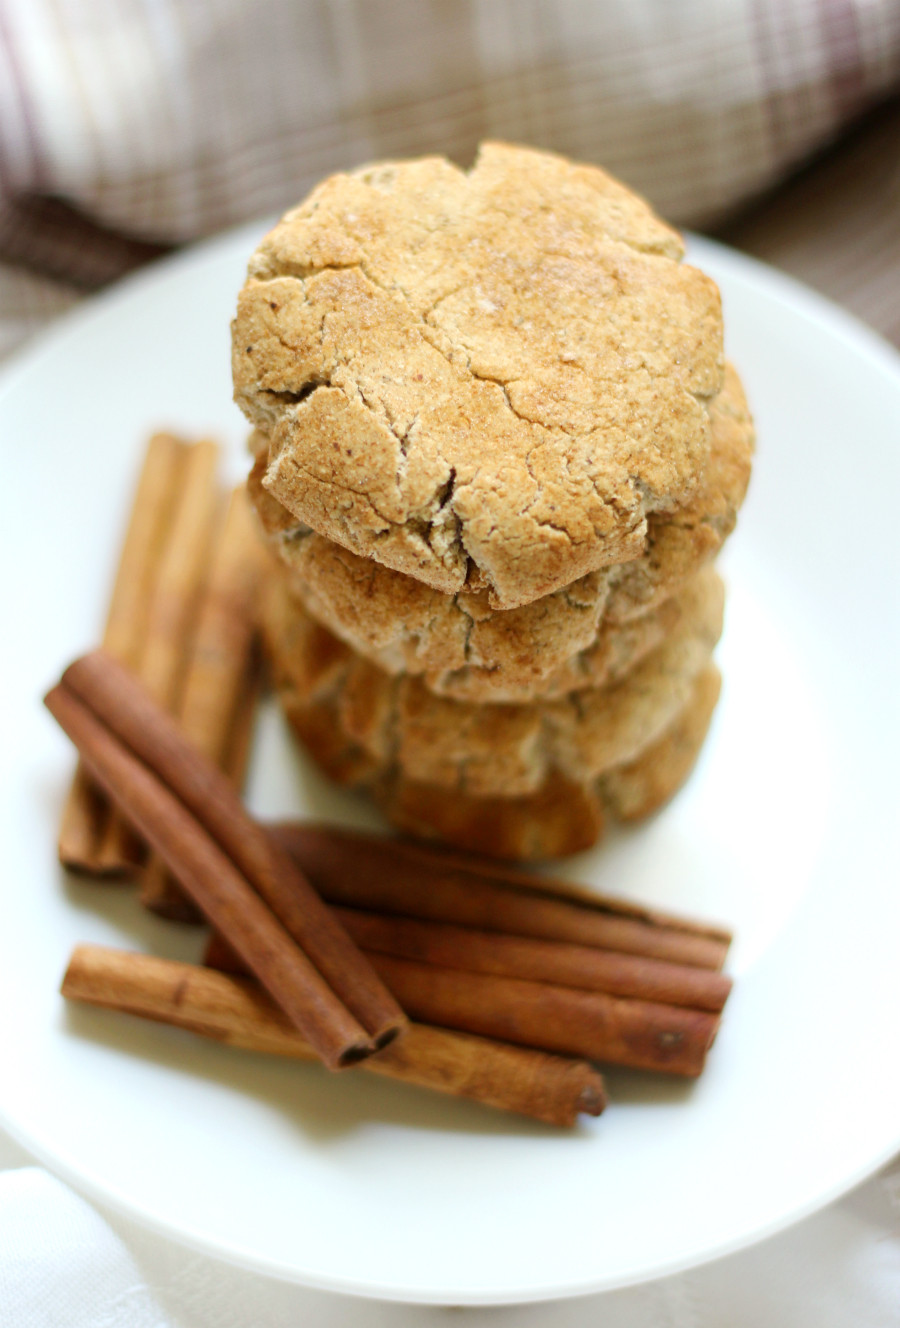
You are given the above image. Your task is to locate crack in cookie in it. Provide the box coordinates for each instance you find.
[233,143,724,608]
[247,364,751,701]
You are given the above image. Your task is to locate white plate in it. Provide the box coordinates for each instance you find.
[1,229,899,1305]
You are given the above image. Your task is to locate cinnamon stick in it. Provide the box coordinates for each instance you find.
[141,647,264,923]
[136,438,222,705]
[45,682,380,1067]
[46,650,406,1058]
[96,438,222,875]
[367,954,719,1077]
[139,853,202,925]
[206,933,720,1076]
[221,645,265,785]
[57,771,114,876]
[333,910,731,1012]
[141,487,266,921]
[271,824,731,971]
[62,945,606,1127]
[59,433,188,873]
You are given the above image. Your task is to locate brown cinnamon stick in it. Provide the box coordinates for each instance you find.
[58,433,188,873]
[45,681,380,1068]
[206,911,729,1013]
[141,647,264,924]
[141,487,266,921]
[46,649,406,1058]
[367,954,718,1077]
[206,933,720,1076]
[96,438,222,875]
[333,909,731,1012]
[139,854,202,924]
[58,771,114,876]
[136,438,222,705]
[62,945,606,1127]
[222,643,265,785]
[271,824,731,971]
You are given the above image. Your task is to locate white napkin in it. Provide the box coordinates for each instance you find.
[0,1168,171,1328]
[1,1160,898,1328]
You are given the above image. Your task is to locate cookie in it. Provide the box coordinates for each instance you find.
[262,564,723,798]
[249,454,612,697]
[605,362,754,621]
[234,142,724,609]
[382,666,722,858]
[248,364,750,701]
[275,651,721,861]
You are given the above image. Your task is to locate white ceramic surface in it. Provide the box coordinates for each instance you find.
[0,229,898,1304]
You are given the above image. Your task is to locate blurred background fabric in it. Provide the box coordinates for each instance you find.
[1,0,899,360]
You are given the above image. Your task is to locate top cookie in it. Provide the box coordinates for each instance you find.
[233,142,724,609]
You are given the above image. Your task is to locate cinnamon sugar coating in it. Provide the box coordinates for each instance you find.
[261,564,723,799]
[248,364,751,701]
[233,142,724,609]
[266,586,722,859]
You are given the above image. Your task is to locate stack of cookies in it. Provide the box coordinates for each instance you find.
[232,143,754,860]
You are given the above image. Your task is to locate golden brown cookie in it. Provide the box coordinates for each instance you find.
[274,649,721,861]
[262,564,723,799]
[234,142,724,609]
[605,363,754,621]
[382,666,722,857]
[248,364,751,701]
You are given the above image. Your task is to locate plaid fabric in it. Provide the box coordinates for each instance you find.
[724,95,900,346]
[1,0,899,354]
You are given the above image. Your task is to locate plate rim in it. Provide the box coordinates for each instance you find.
[2,1096,900,1306]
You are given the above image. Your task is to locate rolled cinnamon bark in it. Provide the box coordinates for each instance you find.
[46,681,379,1068]
[141,486,266,921]
[48,650,406,1058]
[59,433,188,873]
[163,485,265,757]
[271,823,731,971]
[97,438,222,874]
[141,647,264,924]
[366,953,719,1077]
[221,644,265,786]
[58,771,113,876]
[205,932,720,1076]
[135,439,222,705]
[332,909,731,1012]
[62,946,607,1127]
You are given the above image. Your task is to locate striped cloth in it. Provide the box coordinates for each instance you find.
[1,0,900,358]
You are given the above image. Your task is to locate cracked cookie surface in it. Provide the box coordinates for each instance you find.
[269,630,722,861]
[233,142,724,609]
[261,563,723,799]
[248,363,751,700]
[380,666,722,859]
